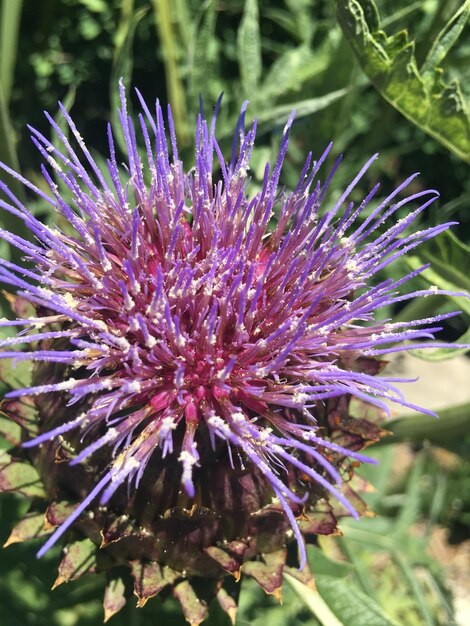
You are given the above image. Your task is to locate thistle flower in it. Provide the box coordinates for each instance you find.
[0,83,464,623]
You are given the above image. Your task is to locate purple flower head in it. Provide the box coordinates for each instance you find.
[0,81,464,570]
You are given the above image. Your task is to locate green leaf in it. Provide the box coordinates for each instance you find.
[285,573,343,626]
[422,1,470,78]
[151,0,189,145]
[237,0,262,99]
[411,325,470,361]
[0,3,28,271]
[379,401,470,444]
[286,572,401,626]
[112,0,135,56]
[307,545,352,578]
[403,252,470,360]
[0,356,33,389]
[408,254,470,296]
[172,0,191,52]
[317,575,402,626]
[255,88,349,134]
[334,0,470,163]
[261,44,328,103]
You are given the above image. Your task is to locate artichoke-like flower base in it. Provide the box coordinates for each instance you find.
[0,324,385,624]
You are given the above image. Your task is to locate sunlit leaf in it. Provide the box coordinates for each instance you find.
[334,0,470,162]
[286,571,401,626]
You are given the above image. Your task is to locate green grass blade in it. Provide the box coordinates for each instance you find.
[113,0,135,61]
[151,0,189,146]
[284,574,344,626]
[0,0,23,106]
[289,573,402,626]
[188,0,217,106]
[393,552,436,626]
[237,0,262,100]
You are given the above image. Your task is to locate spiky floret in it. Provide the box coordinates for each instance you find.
[0,81,464,579]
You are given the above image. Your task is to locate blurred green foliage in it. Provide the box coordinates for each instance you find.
[0,0,469,625]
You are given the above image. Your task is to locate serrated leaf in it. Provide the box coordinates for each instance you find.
[0,451,45,498]
[407,253,470,296]
[411,325,470,361]
[334,0,470,162]
[237,0,262,99]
